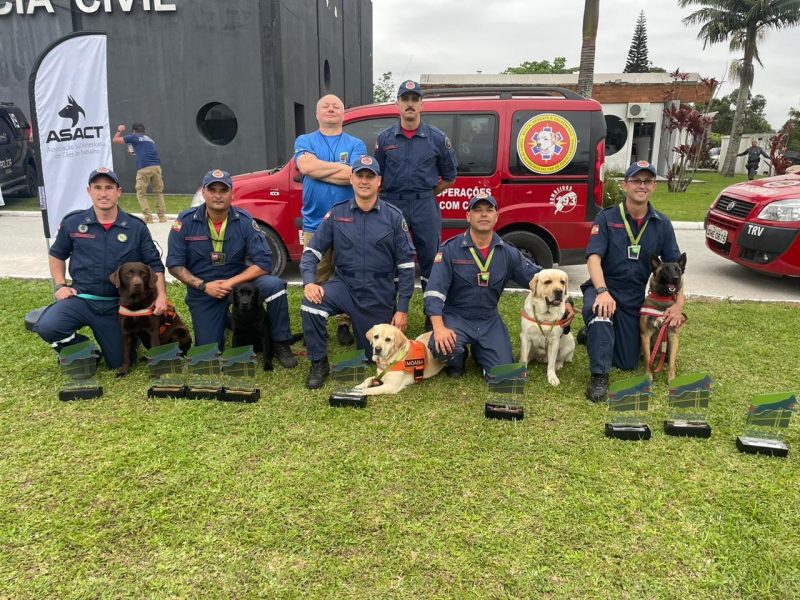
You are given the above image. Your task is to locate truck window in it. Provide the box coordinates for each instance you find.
[509,111,592,177]
[343,117,395,153]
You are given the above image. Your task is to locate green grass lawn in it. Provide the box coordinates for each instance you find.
[2,193,193,215]
[1,281,798,598]
[649,172,749,222]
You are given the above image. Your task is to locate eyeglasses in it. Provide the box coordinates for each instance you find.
[629,178,656,186]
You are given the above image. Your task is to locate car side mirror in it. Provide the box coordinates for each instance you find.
[0,134,9,145]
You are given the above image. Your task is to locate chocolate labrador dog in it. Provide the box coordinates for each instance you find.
[230,282,274,371]
[110,262,192,377]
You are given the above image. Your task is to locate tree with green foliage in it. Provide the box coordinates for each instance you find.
[624,10,650,73]
[784,103,800,150]
[680,0,800,176]
[702,92,773,135]
[373,72,395,103]
[502,57,577,74]
[577,0,600,98]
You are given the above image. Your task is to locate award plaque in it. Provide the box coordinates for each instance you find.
[145,342,187,398]
[58,340,103,401]
[736,392,796,458]
[664,372,713,438]
[185,343,223,400]
[484,363,527,421]
[605,375,652,440]
[219,345,260,403]
[328,349,368,408]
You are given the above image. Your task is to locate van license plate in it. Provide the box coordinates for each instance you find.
[706,224,728,244]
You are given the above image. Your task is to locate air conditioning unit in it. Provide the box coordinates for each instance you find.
[627,102,650,120]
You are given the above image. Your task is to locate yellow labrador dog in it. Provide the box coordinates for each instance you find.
[519,269,576,386]
[355,324,445,395]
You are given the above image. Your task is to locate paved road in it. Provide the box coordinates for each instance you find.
[1,212,798,302]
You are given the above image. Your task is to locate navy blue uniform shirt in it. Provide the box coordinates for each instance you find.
[375,121,458,196]
[424,231,541,318]
[584,202,681,305]
[166,204,272,298]
[50,207,163,298]
[300,198,416,312]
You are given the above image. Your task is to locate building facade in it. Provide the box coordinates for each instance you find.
[0,0,373,192]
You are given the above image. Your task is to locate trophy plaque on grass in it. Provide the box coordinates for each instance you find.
[185,343,223,400]
[219,345,260,403]
[145,342,186,398]
[665,373,713,438]
[484,363,527,421]
[605,375,651,440]
[328,349,368,408]
[736,392,796,458]
[58,340,103,401]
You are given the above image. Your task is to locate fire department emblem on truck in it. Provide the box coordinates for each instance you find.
[549,185,578,214]
[517,113,577,175]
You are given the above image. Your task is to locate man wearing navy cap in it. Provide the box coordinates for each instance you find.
[424,194,557,377]
[375,80,458,325]
[167,169,297,367]
[300,155,416,389]
[581,161,684,402]
[33,167,167,370]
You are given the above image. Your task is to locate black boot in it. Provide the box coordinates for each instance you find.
[336,324,354,346]
[576,326,588,346]
[274,341,298,369]
[586,373,609,403]
[305,357,330,389]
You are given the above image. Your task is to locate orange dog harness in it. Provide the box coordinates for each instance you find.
[378,339,428,383]
[118,301,179,336]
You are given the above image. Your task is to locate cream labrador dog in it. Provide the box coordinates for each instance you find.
[354,324,445,395]
[519,269,576,386]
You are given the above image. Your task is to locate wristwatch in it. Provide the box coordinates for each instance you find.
[595,286,609,295]
[54,283,67,291]
[198,281,207,292]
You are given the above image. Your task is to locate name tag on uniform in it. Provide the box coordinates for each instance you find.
[211,252,226,265]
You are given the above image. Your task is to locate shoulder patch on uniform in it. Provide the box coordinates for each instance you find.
[591,224,599,235]
[401,219,409,232]
[323,211,332,221]
[434,251,443,263]
[444,136,452,149]
[252,220,262,232]
[172,220,182,232]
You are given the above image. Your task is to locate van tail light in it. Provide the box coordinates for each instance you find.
[593,140,605,207]
[25,126,34,143]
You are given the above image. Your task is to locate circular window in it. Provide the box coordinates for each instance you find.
[323,60,331,91]
[196,102,237,146]
[604,115,628,157]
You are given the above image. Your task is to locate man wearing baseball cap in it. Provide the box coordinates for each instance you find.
[375,79,458,329]
[580,161,684,402]
[33,167,167,371]
[166,169,298,367]
[300,155,416,389]
[424,193,556,377]
[112,122,166,223]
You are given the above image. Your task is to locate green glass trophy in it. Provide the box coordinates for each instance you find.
[185,343,223,400]
[664,372,713,438]
[219,345,260,403]
[58,340,103,401]
[484,363,527,420]
[736,392,796,458]
[328,349,369,408]
[605,375,651,440]
[145,342,187,398]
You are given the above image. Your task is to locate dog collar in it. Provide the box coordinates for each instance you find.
[647,291,677,303]
[520,310,574,329]
[119,304,155,317]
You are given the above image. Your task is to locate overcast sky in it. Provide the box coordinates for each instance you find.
[372,0,798,129]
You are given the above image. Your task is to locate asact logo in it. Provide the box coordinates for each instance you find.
[46,95,104,143]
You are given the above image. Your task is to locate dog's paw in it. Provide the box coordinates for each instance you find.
[547,373,561,386]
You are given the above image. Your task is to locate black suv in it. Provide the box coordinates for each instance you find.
[0,102,38,198]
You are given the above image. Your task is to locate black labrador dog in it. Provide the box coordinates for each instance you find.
[230,282,274,371]
[110,262,192,377]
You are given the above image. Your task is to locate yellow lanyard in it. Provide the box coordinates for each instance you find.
[208,217,228,253]
[469,246,495,285]
[618,203,649,246]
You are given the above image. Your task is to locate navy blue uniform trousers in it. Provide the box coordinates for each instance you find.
[427,310,514,374]
[582,286,641,373]
[387,194,440,288]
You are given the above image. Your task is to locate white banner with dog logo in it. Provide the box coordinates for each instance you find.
[29,32,112,239]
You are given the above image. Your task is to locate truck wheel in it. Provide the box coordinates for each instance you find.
[260,223,288,277]
[501,231,553,269]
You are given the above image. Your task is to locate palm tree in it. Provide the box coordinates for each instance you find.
[680,0,800,176]
[577,0,600,98]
